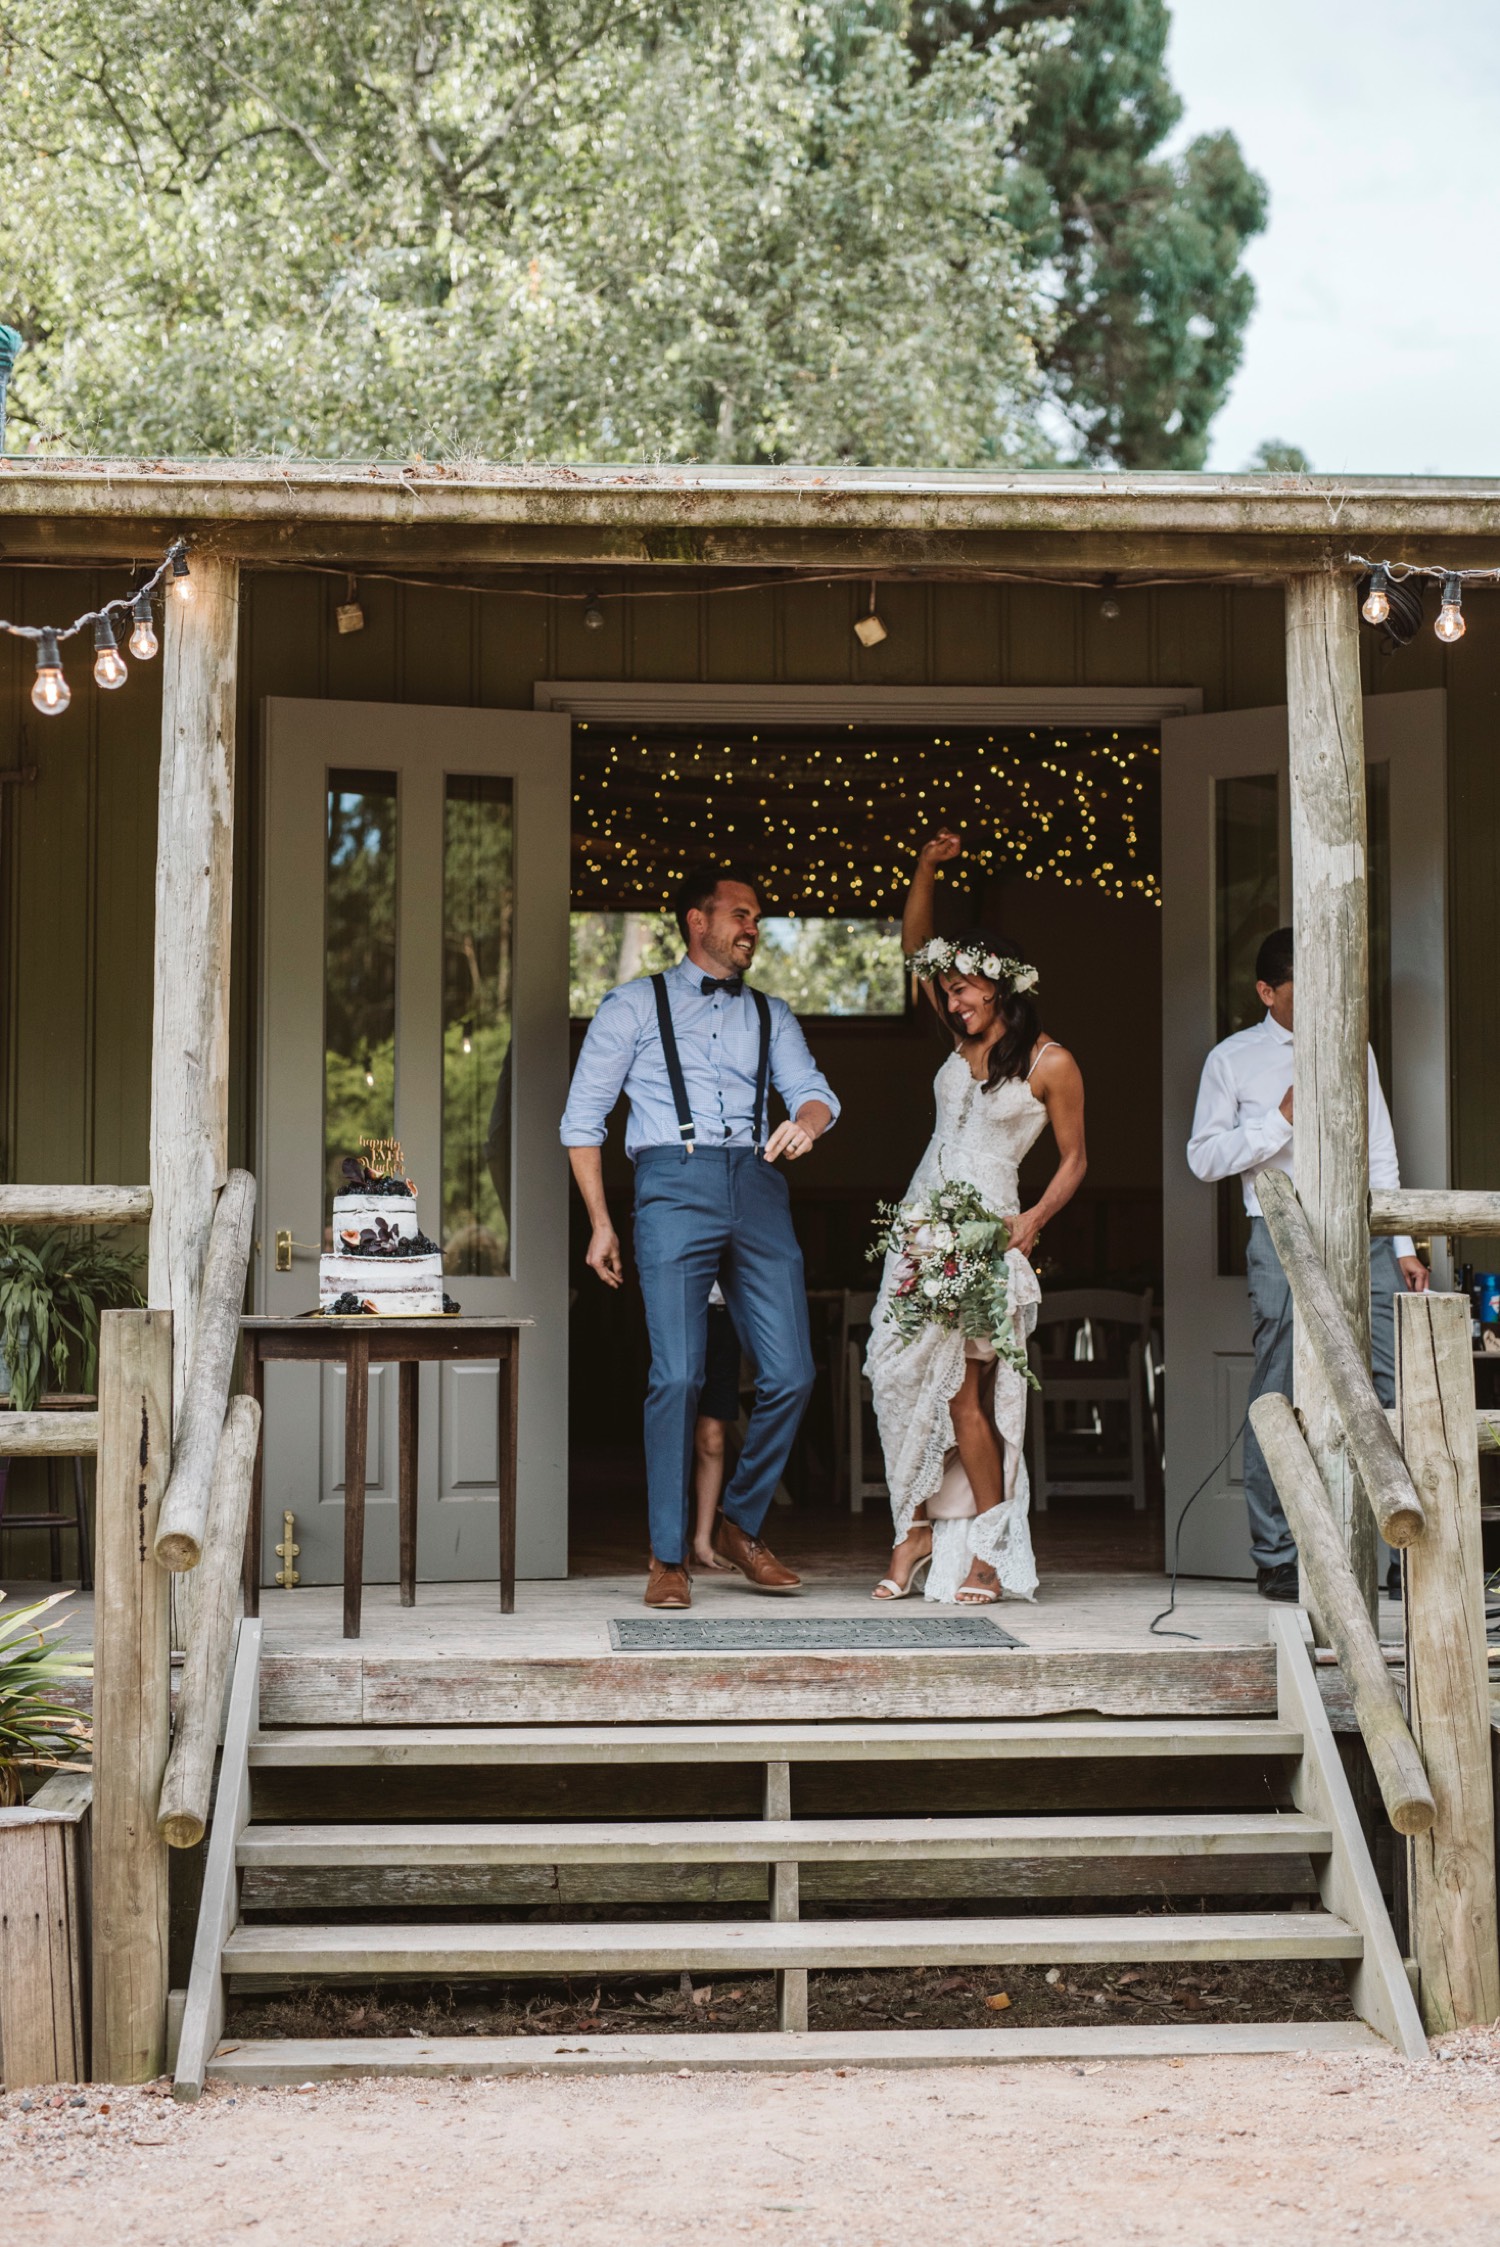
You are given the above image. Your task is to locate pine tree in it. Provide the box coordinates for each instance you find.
[912,0,1268,468]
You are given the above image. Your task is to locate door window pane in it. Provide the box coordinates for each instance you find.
[1214,772,1281,1275]
[1367,762,1392,1094]
[324,770,398,1231]
[443,775,514,1277]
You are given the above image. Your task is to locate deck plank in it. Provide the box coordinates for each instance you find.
[208,2021,1388,2081]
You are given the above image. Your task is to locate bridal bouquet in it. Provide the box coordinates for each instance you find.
[869,1176,1038,1388]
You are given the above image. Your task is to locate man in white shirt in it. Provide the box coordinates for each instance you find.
[1187,926,1428,1601]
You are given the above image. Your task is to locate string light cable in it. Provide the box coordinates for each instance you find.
[1148,1294,1293,1642]
[1347,552,1500,644]
[0,539,191,714]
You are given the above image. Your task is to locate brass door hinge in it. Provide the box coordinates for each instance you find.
[274,1510,300,1588]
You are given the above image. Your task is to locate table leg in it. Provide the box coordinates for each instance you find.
[343,1336,370,1640]
[243,1342,264,1618]
[399,1358,419,1608]
[498,1337,519,1616]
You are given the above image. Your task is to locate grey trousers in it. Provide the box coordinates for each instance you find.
[1242,1219,1405,1570]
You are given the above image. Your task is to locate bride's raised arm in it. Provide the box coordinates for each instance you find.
[902,830,962,1010]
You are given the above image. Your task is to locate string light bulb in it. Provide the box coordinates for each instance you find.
[583,597,604,632]
[169,546,194,604]
[129,590,159,660]
[92,613,128,689]
[1435,573,1466,643]
[461,1021,473,1055]
[363,1057,375,1089]
[31,629,70,715]
[1361,564,1391,627]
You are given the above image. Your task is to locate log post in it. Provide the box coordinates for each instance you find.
[149,553,240,1419]
[157,1395,261,1848]
[1249,1391,1433,1834]
[154,1170,256,1570]
[91,1308,173,2083]
[1395,1290,1500,2032]
[1284,572,1375,1615]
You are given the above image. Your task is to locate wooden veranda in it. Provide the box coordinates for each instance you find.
[2,462,1499,2088]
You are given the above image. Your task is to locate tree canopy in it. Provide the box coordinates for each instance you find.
[0,0,1265,469]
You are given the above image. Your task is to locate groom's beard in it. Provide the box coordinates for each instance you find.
[702,933,757,976]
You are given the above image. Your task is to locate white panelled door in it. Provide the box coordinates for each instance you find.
[258,698,571,1584]
[1161,689,1447,1580]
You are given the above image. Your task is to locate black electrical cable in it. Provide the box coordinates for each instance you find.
[1149,1296,1292,1641]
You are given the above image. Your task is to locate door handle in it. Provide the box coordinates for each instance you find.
[273,1229,319,1272]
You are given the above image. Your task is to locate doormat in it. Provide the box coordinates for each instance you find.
[609,1614,1023,1651]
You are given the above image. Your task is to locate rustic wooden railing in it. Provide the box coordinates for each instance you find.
[0,1170,261,2082]
[1251,1169,1500,2037]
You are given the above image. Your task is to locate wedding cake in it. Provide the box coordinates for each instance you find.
[319,1145,447,1316]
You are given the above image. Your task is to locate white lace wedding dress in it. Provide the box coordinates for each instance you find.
[866,1050,1047,1602]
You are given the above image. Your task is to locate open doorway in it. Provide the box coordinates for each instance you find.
[563,715,1167,1582]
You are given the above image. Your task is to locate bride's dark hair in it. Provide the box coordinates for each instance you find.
[930,927,1040,1092]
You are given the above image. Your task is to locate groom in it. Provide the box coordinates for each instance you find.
[561,867,839,1608]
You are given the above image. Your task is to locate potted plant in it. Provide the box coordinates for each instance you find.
[0,1591,90,1806]
[0,1227,143,1409]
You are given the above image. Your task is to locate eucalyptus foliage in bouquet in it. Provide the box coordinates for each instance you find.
[869,1174,1038,1389]
[0,1591,90,1806]
[0,1227,143,1410]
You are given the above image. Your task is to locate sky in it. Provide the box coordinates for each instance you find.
[1165,0,1500,477]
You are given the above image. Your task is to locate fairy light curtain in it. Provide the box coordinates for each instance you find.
[571,723,1161,915]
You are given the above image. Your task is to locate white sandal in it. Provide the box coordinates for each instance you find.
[872,1549,932,1601]
[954,1569,1001,1605]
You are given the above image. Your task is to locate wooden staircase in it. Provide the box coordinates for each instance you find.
[174,1610,1426,2095]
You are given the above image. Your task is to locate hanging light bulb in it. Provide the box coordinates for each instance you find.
[363,1057,376,1089]
[461,1020,473,1055]
[582,596,604,631]
[31,629,70,715]
[169,545,194,603]
[1435,572,1466,643]
[92,613,128,690]
[854,581,887,649]
[1361,564,1391,627]
[129,589,159,660]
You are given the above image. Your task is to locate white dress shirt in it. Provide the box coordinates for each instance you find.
[1186,1013,1413,1258]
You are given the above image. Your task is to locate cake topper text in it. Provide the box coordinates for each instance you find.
[359,1136,407,1181]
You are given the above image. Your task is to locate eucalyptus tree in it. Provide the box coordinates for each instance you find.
[1,0,1050,464]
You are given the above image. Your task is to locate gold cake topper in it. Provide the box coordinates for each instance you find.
[359,1135,407,1181]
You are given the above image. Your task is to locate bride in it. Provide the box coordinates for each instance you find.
[868,831,1086,1605]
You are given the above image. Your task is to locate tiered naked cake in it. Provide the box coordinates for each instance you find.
[319,1146,447,1315]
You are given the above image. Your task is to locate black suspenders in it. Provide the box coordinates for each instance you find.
[650,975,772,1154]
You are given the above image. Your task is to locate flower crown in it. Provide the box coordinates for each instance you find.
[906,937,1039,993]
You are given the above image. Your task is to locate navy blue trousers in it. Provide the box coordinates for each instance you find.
[632,1145,815,1565]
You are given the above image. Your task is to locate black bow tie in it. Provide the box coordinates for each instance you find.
[701,975,744,996]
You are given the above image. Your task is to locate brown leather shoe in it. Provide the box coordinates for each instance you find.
[713,1514,802,1592]
[645,1557,692,1609]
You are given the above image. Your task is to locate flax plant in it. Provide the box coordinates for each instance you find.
[0,1591,91,1807]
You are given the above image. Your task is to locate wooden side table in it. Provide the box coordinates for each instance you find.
[240,1316,530,1638]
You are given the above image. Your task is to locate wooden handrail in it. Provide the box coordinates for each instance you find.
[1257,1168,1425,1547]
[158,1395,261,1847]
[0,1184,151,1225]
[154,1170,256,1571]
[1250,1392,1435,1836]
[1372,1188,1500,1236]
[0,1411,100,1455]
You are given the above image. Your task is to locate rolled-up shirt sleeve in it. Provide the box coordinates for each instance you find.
[1368,1051,1415,1260]
[1186,1046,1292,1184]
[769,1003,840,1131]
[560,989,640,1147]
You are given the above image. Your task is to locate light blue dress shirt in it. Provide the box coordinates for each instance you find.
[560,955,840,1158]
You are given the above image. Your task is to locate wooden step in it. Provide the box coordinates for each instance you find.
[248,1718,1302,1769]
[238,1810,1331,1869]
[207,2019,1386,2082]
[222,1910,1360,1979]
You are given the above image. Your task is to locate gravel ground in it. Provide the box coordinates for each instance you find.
[4,2028,1499,2245]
